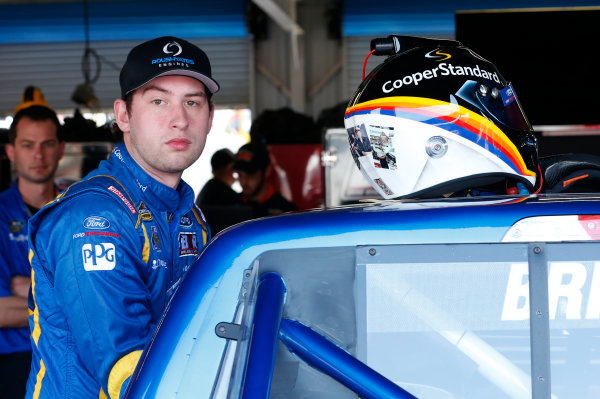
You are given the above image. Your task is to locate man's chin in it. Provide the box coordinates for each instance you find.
[162,159,197,174]
[165,150,202,169]
[22,168,45,178]
[26,176,53,184]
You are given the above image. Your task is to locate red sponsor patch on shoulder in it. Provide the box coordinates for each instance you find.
[107,185,137,214]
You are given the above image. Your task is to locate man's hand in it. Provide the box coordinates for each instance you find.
[0,296,29,328]
[0,275,31,328]
[11,275,31,298]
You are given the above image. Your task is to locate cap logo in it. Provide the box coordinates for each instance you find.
[237,152,253,161]
[163,41,183,56]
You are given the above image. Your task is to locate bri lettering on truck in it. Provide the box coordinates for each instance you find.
[502,262,600,321]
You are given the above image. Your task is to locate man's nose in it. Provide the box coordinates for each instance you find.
[170,103,189,129]
[33,144,43,158]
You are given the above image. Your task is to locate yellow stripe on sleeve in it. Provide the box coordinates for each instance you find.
[32,359,46,399]
[191,208,209,245]
[107,350,143,399]
[141,224,149,264]
[29,251,42,346]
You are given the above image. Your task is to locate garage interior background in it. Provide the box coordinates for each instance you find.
[1,0,600,200]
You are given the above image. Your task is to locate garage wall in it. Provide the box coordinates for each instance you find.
[0,0,249,116]
[0,37,250,116]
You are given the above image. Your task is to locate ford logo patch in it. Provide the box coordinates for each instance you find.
[83,216,110,230]
[180,215,193,227]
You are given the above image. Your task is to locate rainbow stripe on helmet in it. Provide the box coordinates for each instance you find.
[345,96,536,178]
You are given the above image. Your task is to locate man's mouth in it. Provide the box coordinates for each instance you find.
[166,138,191,150]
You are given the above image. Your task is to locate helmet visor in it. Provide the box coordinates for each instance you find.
[456,81,532,133]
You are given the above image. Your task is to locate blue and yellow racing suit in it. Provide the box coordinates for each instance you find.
[25,142,210,399]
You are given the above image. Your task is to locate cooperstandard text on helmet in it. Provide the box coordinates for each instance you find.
[382,63,500,94]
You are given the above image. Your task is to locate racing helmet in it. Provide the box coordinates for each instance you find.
[345,35,539,199]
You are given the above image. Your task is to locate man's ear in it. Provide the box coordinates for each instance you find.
[113,99,130,134]
[264,165,272,179]
[5,143,14,163]
[207,102,215,134]
[58,140,66,160]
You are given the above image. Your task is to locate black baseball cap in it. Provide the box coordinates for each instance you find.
[233,142,271,173]
[119,36,220,99]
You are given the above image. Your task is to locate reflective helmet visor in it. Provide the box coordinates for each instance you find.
[456,80,532,133]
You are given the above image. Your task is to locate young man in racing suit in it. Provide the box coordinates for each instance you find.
[25,36,219,399]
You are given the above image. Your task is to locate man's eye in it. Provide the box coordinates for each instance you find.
[152,99,164,105]
[186,100,198,107]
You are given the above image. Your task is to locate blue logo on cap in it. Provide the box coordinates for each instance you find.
[151,57,195,65]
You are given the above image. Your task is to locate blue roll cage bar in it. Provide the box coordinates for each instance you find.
[237,272,417,399]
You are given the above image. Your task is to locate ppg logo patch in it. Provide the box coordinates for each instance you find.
[82,243,116,271]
